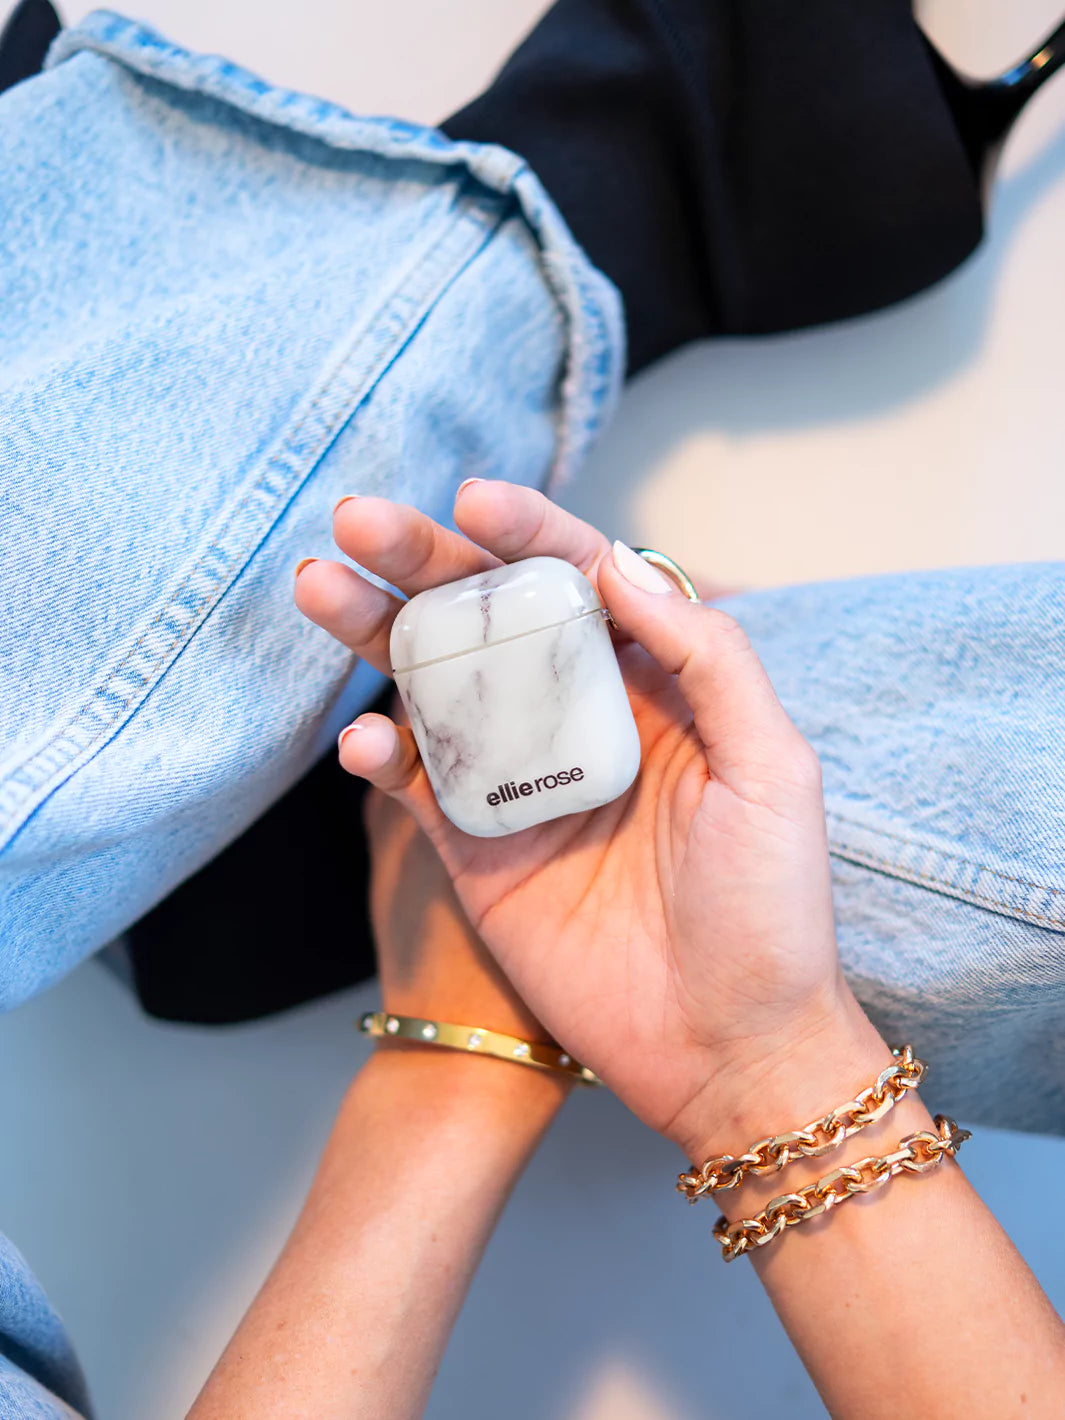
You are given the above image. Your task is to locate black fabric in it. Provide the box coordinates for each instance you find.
[127,715,383,1024]
[444,0,984,373]
[0,0,58,93]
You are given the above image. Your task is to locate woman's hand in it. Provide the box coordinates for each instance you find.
[296,482,864,1159]
[293,484,1065,1420]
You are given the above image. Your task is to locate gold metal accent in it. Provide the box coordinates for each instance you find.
[677,1045,928,1199]
[632,548,701,602]
[358,1011,601,1086]
[712,1114,971,1262]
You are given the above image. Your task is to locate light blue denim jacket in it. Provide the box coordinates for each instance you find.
[2,13,1064,1417]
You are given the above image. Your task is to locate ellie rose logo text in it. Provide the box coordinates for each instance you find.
[486,767,585,806]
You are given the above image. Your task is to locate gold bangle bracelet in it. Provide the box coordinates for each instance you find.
[358,1011,602,1086]
[713,1114,971,1262]
[677,1044,928,1200]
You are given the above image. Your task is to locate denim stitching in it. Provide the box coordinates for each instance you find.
[827,811,1065,930]
[827,809,1065,899]
[829,841,1065,929]
[0,202,503,849]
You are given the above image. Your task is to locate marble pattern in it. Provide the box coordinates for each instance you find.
[391,560,641,837]
[390,556,603,672]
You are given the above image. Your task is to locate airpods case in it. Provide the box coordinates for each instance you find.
[390,556,641,837]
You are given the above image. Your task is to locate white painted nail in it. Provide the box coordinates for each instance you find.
[337,722,362,751]
[338,717,396,772]
[611,540,674,594]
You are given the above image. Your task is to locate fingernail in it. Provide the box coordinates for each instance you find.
[337,722,362,751]
[333,494,360,514]
[456,477,485,497]
[294,557,318,579]
[338,717,395,771]
[611,540,674,594]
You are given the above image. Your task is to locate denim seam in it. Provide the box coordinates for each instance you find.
[830,841,1065,930]
[0,200,504,851]
[828,810,1065,899]
[826,811,1065,931]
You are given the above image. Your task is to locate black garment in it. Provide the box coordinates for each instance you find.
[127,735,381,1024]
[444,0,983,374]
[0,0,58,92]
[0,0,990,1022]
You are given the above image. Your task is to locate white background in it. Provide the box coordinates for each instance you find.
[2,1,1065,1416]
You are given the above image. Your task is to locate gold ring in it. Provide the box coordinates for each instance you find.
[632,548,701,601]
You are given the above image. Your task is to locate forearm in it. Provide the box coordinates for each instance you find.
[684,990,1065,1419]
[190,1047,567,1419]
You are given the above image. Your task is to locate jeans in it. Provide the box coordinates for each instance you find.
[1,13,1063,1417]
[732,563,1065,1138]
[0,10,623,1010]
[0,15,623,1410]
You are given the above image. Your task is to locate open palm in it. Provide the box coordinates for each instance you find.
[296,482,844,1155]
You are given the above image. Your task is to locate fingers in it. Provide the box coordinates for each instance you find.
[338,713,449,837]
[334,496,498,595]
[298,496,496,672]
[338,714,421,792]
[454,480,612,576]
[294,558,402,674]
[300,484,619,671]
[600,542,812,789]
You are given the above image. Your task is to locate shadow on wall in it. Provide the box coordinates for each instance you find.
[562,111,1065,545]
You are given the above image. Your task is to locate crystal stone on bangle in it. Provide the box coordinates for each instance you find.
[513,1042,530,1058]
[467,1032,484,1049]
[420,1022,438,1041]
[385,1017,400,1034]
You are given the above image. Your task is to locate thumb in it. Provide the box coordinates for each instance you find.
[600,542,810,788]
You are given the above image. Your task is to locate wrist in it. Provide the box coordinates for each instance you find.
[352,1037,573,1132]
[313,1045,571,1210]
[671,984,931,1190]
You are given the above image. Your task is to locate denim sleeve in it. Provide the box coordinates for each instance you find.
[0,12,623,1010]
[0,1234,90,1418]
[725,561,1065,1135]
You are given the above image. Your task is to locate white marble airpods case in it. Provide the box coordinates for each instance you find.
[390,556,641,837]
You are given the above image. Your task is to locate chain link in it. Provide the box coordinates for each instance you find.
[677,1045,928,1201]
[712,1114,971,1262]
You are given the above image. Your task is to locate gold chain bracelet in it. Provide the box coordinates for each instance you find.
[358,1011,601,1085]
[713,1114,971,1262]
[677,1044,927,1200]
